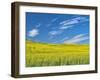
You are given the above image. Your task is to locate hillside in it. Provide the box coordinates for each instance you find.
[26,40,89,67]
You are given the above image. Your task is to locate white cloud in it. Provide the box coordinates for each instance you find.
[64,34,89,44]
[58,16,89,30]
[63,20,78,26]
[59,25,73,30]
[46,18,58,27]
[73,34,87,39]
[60,17,89,26]
[28,29,39,37]
[51,18,58,22]
[49,30,62,36]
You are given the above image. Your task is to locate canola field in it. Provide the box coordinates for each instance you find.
[26,40,89,67]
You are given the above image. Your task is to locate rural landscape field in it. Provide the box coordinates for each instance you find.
[26,40,89,67]
[26,12,90,67]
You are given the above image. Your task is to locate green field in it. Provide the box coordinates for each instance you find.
[26,40,89,67]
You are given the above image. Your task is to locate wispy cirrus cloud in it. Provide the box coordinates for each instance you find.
[60,17,89,26]
[59,16,89,30]
[48,16,89,40]
[49,30,62,36]
[59,25,73,30]
[63,34,89,44]
[28,29,39,37]
[46,18,58,27]
[51,18,58,22]
[73,34,88,39]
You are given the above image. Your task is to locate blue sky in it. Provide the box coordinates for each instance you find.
[26,12,90,44]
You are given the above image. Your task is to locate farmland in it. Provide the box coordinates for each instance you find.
[26,40,89,67]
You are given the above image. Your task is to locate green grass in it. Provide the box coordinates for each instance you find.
[26,40,89,67]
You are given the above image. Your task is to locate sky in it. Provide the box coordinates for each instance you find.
[26,12,90,44]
